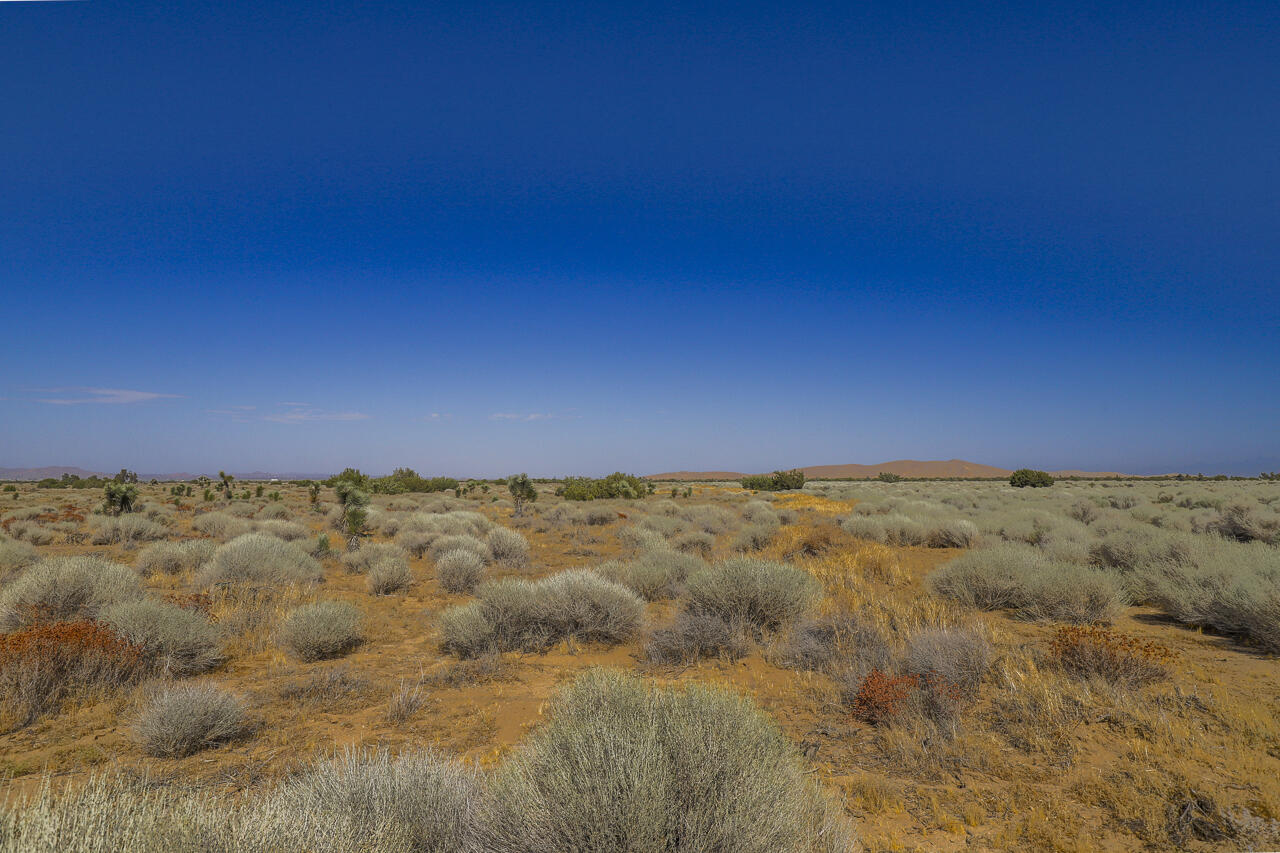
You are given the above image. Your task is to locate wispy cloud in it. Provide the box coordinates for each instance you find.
[424,412,452,422]
[265,404,370,424]
[36,387,182,405]
[490,411,578,422]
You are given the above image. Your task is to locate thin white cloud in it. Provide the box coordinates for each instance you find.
[424,412,452,422]
[265,405,370,424]
[490,411,578,422]
[36,387,182,405]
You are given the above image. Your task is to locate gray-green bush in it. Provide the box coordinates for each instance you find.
[279,600,364,661]
[0,555,144,630]
[197,534,323,587]
[437,549,485,594]
[99,599,223,675]
[684,558,821,633]
[133,683,250,758]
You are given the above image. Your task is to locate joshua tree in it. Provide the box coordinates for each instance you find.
[102,482,139,515]
[508,473,537,517]
[335,479,371,550]
[218,471,235,499]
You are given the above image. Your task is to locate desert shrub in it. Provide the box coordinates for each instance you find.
[8,522,55,546]
[197,533,323,586]
[191,511,253,540]
[255,520,310,541]
[486,527,529,568]
[341,543,408,575]
[397,528,433,558]
[929,544,1127,623]
[89,514,166,545]
[269,748,485,852]
[1048,625,1174,686]
[582,506,617,526]
[840,515,887,542]
[559,472,649,501]
[775,612,891,678]
[133,540,215,575]
[645,611,750,664]
[0,556,143,630]
[680,504,738,534]
[99,599,223,676]
[439,571,644,657]
[428,534,488,563]
[1009,468,1054,488]
[595,549,703,601]
[133,683,250,758]
[614,524,667,552]
[1205,503,1277,544]
[1090,527,1193,571]
[849,668,963,728]
[437,549,485,594]
[902,626,992,694]
[367,557,412,595]
[480,668,853,853]
[684,558,820,633]
[732,523,776,552]
[740,469,807,491]
[673,530,715,557]
[225,502,259,518]
[0,538,38,580]
[924,518,980,548]
[0,620,146,729]
[741,500,780,525]
[256,502,292,521]
[279,600,363,661]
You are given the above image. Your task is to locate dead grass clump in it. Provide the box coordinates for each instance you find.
[278,665,373,710]
[385,680,428,725]
[279,600,363,661]
[481,668,854,852]
[1048,625,1174,686]
[422,653,514,689]
[0,620,147,730]
[133,683,251,758]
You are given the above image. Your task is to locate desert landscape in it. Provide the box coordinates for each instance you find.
[0,469,1276,851]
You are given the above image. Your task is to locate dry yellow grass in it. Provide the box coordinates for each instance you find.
[771,492,855,515]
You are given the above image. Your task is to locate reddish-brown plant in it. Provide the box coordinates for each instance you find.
[1049,625,1175,686]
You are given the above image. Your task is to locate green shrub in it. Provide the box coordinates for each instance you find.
[507,473,537,517]
[279,600,363,661]
[133,684,250,758]
[481,668,853,852]
[101,482,139,515]
[0,556,143,630]
[559,472,649,501]
[99,599,223,676]
[741,469,806,491]
[1009,469,1054,488]
[684,558,820,632]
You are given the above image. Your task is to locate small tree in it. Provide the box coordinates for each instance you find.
[508,473,537,517]
[114,469,139,484]
[334,481,371,550]
[1010,469,1055,488]
[876,471,903,483]
[218,470,235,499]
[308,481,321,504]
[102,482,139,515]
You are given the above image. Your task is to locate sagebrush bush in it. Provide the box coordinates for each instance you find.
[191,511,253,540]
[0,555,143,630]
[256,502,292,521]
[270,748,485,852]
[367,557,412,595]
[684,558,820,633]
[133,540,215,575]
[645,610,749,664]
[197,533,323,587]
[437,549,485,594]
[438,571,644,658]
[279,600,363,661]
[8,522,55,546]
[429,534,488,563]
[595,549,703,601]
[89,514,166,546]
[924,518,980,548]
[480,668,852,852]
[0,537,38,581]
[133,683,250,758]
[732,523,775,552]
[486,527,529,568]
[341,543,408,575]
[774,611,891,678]
[99,599,223,675]
[928,544,1127,624]
[902,626,991,694]
[673,530,716,557]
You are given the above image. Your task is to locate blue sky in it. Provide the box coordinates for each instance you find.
[2,1,1277,476]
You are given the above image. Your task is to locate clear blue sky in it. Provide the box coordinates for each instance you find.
[2,1,1277,477]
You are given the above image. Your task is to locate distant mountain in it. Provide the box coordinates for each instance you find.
[647,459,1139,480]
[0,466,107,480]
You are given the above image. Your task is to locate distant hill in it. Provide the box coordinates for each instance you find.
[647,459,1138,480]
[0,466,107,481]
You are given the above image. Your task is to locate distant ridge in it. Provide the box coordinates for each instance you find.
[0,467,328,482]
[647,459,1137,480]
